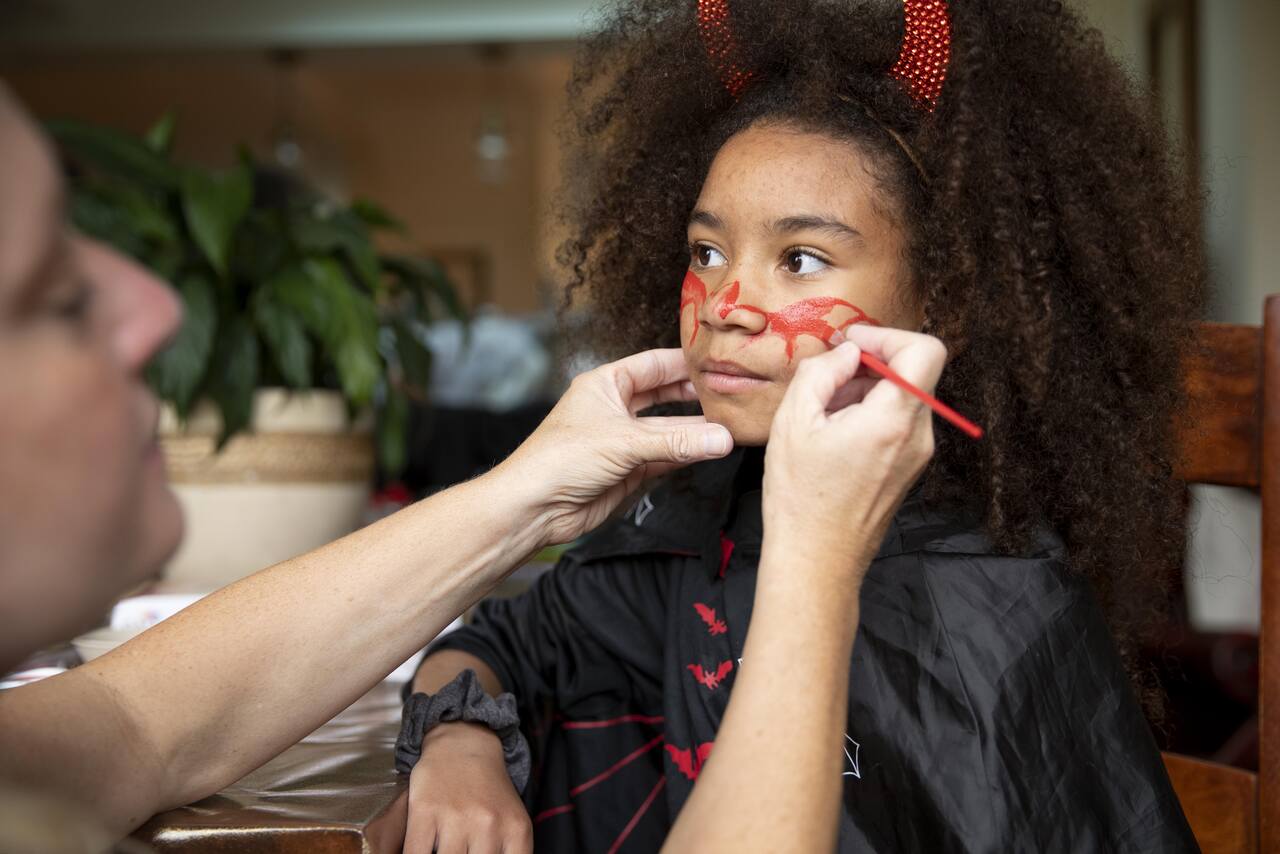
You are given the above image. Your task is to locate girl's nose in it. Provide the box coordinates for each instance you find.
[705,277,768,335]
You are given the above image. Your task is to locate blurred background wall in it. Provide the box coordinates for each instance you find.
[3,0,1276,323]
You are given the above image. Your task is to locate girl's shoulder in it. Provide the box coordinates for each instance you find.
[867,492,1092,651]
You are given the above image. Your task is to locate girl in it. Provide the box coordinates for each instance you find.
[397,0,1204,850]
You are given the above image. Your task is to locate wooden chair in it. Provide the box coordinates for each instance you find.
[1163,296,1280,853]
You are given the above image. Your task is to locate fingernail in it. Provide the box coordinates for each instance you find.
[704,427,731,456]
[829,330,845,347]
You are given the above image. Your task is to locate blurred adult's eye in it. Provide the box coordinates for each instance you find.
[56,280,95,324]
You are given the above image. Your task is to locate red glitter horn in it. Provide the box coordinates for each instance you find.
[697,0,755,99]
[697,0,951,112]
[889,0,952,111]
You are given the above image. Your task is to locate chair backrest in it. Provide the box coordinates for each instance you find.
[1165,296,1280,853]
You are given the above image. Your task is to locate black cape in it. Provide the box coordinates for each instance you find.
[432,450,1198,852]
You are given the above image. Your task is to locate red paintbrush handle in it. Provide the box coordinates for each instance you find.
[859,352,984,440]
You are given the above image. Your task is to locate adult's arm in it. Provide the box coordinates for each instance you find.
[664,326,948,853]
[0,349,732,838]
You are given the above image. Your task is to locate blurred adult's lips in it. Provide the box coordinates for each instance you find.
[700,359,770,394]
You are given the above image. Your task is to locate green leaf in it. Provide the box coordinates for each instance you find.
[381,254,467,324]
[182,163,252,278]
[268,260,380,406]
[231,209,289,283]
[47,118,179,190]
[144,113,177,155]
[148,241,186,283]
[146,274,217,416]
[377,383,410,478]
[290,207,382,293]
[392,319,433,394]
[206,317,260,446]
[253,287,313,388]
[100,178,179,244]
[70,187,149,258]
[351,198,405,233]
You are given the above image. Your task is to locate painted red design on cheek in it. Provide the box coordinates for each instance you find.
[758,297,878,360]
[716,282,881,361]
[680,271,708,346]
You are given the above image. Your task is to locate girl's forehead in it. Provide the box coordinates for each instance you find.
[695,125,884,228]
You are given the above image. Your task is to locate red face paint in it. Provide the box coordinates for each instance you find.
[679,271,708,346]
[684,270,881,360]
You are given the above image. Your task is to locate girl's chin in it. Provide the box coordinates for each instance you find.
[703,408,772,447]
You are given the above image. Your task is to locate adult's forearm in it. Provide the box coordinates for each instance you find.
[0,470,546,835]
[664,541,863,853]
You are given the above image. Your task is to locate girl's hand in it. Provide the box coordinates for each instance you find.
[763,325,948,589]
[496,349,734,548]
[403,723,533,854]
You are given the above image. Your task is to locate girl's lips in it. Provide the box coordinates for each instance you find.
[702,371,770,394]
[699,359,770,394]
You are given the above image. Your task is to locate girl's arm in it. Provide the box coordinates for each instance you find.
[0,349,732,839]
[403,651,532,854]
[665,327,947,852]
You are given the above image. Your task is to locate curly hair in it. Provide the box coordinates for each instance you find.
[557,0,1206,721]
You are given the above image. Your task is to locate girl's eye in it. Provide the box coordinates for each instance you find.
[784,249,829,276]
[691,244,727,268]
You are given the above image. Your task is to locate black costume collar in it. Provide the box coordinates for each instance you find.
[570,448,961,577]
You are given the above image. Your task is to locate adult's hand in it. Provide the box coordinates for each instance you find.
[763,324,948,587]
[664,325,948,854]
[496,348,733,546]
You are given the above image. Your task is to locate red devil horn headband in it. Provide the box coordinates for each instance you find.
[697,0,952,111]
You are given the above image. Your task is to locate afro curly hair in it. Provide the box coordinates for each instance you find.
[556,0,1206,721]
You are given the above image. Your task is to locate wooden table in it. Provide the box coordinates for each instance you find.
[132,682,409,853]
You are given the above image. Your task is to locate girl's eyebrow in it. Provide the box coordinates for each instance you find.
[688,209,725,231]
[770,215,863,244]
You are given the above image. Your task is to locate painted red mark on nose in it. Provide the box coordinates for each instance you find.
[684,270,881,360]
[680,271,708,346]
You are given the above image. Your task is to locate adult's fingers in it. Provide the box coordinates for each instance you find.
[826,376,878,414]
[628,378,698,415]
[605,349,691,403]
[843,325,947,394]
[636,414,712,428]
[620,421,733,467]
[785,342,864,419]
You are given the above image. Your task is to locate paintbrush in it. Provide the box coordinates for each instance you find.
[858,351,984,440]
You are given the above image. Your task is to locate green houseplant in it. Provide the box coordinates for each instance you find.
[48,115,464,476]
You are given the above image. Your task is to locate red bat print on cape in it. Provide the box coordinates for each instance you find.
[665,741,715,781]
[718,532,734,579]
[687,659,735,690]
[693,602,727,635]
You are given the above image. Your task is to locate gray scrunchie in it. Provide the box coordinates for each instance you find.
[395,668,531,793]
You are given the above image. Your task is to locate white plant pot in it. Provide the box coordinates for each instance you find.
[159,389,375,591]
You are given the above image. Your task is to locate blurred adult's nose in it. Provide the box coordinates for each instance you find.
[78,236,182,373]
